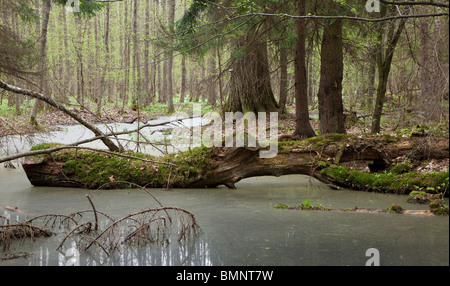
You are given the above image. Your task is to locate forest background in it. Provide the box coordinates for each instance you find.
[0,0,448,139]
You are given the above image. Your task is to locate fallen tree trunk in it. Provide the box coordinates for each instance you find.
[21,134,449,194]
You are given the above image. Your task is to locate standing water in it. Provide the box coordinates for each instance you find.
[0,120,448,266]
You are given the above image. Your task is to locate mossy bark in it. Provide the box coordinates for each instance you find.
[22,135,449,194]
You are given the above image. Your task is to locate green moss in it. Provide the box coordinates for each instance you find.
[55,146,215,189]
[388,204,404,214]
[391,163,412,174]
[273,204,290,209]
[273,200,332,211]
[407,191,442,204]
[30,143,64,151]
[278,134,350,154]
[378,134,398,143]
[305,133,349,150]
[277,140,306,154]
[429,200,449,216]
[321,167,449,195]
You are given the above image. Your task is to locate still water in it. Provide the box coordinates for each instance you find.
[0,168,448,266]
[0,120,448,266]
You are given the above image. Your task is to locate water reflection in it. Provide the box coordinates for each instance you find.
[23,234,216,266]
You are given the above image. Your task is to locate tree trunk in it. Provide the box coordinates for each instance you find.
[180,55,187,103]
[317,17,346,135]
[166,0,176,113]
[102,5,111,110]
[207,48,217,107]
[293,0,316,138]
[143,0,151,106]
[131,0,141,111]
[366,48,376,108]
[225,36,279,113]
[371,14,406,134]
[123,2,130,109]
[278,46,288,115]
[179,0,187,104]
[30,0,51,126]
[160,0,168,104]
[62,7,72,100]
[76,17,85,107]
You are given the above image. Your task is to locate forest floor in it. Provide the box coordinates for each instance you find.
[0,103,396,136]
[0,106,155,136]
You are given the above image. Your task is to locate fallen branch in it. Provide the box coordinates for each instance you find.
[86,195,98,231]
[0,252,32,261]
[0,222,53,252]
[0,115,192,164]
[0,79,121,152]
[1,145,178,167]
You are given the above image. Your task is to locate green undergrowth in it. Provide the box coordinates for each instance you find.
[30,142,64,151]
[278,133,350,153]
[44,146,216,189]
[321,166,449,195]
[277,133,399,154]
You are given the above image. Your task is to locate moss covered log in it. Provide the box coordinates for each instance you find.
[22,135,449,194]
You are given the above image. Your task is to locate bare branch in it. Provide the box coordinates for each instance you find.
[0,114,191,164]
[0,79,121,152]
[86,195,98,231]
[380,0,449,8]
[0,145,178,167]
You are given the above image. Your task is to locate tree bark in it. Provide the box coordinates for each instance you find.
[207,48,217,107]
[226,35,279,113]
[30,0,51,126]
[179,0,188,104]
[131,0,141,111]
[180,56,187,103]
[293,0,316,138]
[123,2,130,109]
[166,0,175,113]
[371,8,406,134]
[317,17,346,135]
[278,46,288,115]
[366,48,377,108]
[143,0,151,106]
